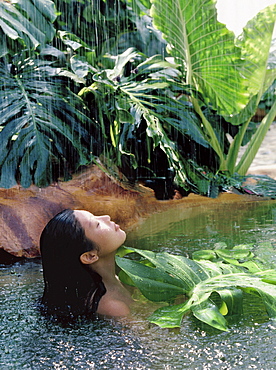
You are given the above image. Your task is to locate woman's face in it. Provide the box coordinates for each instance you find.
[74,210,126,256]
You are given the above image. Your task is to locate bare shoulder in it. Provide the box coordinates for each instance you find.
[97,295,131,317]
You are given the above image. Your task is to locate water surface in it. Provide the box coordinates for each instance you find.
[1,198,276,369]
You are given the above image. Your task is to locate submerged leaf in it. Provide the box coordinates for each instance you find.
[148,302,188,328]
[118,244,276,330]
[192,300,229,332]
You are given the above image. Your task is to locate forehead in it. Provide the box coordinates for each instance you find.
[74,210,94,225]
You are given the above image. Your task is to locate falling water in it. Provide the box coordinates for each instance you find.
[1,0,276,369]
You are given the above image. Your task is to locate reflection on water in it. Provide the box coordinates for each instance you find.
[1,199,276,369]
[125,198,276,255]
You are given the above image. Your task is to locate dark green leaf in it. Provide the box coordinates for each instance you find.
[0,57,94,187]
[116,256,186,301]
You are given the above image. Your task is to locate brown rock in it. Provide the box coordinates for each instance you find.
[0,185,79,258]
[0,164,265,261]
[0,165,162,259]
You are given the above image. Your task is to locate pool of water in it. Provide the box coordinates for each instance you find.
[125,197,276,255]
[1,198,276,369]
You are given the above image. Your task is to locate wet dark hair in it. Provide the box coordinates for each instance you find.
[40,209,106,320]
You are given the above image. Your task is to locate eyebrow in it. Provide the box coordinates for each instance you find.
[88,217,93,228]
[88,216,97,228]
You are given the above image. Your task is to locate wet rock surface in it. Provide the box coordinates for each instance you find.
[0,165,183,259]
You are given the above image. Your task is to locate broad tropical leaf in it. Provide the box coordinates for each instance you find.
[80,49,213,191]
[0,0,56,57]
[150,0,249,116]
[0,56,94,188]
[236,5,276,100]
[117,243,276,330]
[223,5,276,175]
[117,257,187,302]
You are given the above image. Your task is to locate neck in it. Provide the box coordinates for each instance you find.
[89,251,133,303]
[89,251,118,286]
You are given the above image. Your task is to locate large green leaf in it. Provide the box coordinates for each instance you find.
[81,49,213,190]
[150,0,249,116]
[0,0,56,56]
[223,5,276,175]
[236,5,276,99]
[116,257,187,302]
[0,56,94,188]
[117,244,276,330]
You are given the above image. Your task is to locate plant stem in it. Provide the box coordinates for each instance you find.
[191,97,226,168]
[235,99,276,176]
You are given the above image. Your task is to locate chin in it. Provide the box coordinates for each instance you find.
[120,229,127,243]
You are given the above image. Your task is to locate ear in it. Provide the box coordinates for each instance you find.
[80,251,99,265]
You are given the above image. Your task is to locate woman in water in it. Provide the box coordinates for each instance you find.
[40,209,133,320]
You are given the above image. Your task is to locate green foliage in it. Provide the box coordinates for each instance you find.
[150,0,276,177]
[0,53,94,187]
[0,0,170,189]
[82,1,276,195]
[76,0,276,195]
[0,0,56,57]
[54,0,165,62]
[116,243,276,331]
[0,0,275,195]
[79,47,217,192]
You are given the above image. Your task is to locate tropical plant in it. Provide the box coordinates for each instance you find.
[79,0,276,196]
[116,243,276,331]
[0,0,56,58]
[149,0,276,180]
[79,47,213,196]
[0,0,97,187]
[0,0,275,195]
[151,0,276,184]
[0,0,170,189]
[0,53,95,187]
